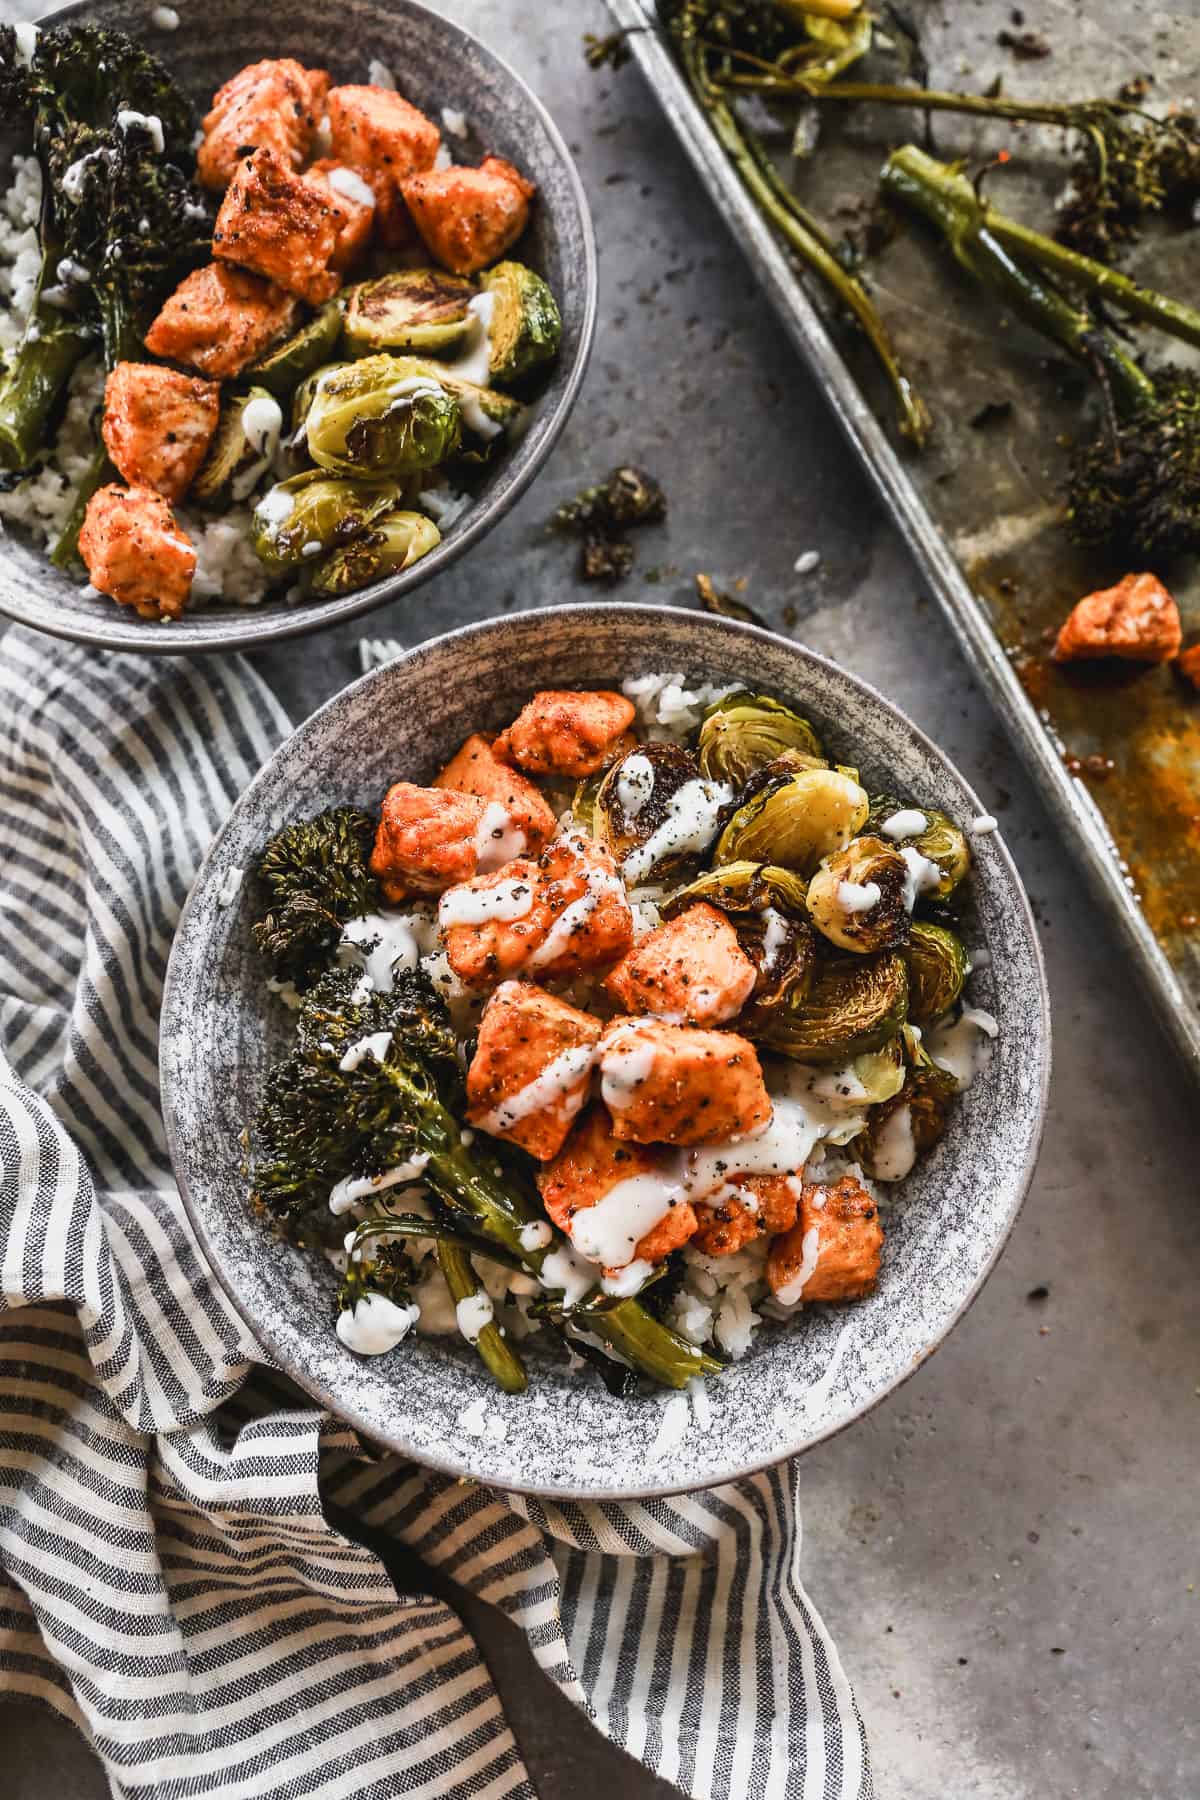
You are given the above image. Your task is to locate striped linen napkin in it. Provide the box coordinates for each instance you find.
[0,623,874,1800]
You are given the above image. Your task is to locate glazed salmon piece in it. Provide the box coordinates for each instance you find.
[79,484,195,621]
[1053,571,1182,664]
[101,363,220,503]
[605,902,757,1026]
[494,689,636,778]
[597,1016,772,1147]
[369,782,498,901]
[401,155,535,276]
[767,1174,883,1304]
[441,832,633,989]
[537,1105,698,1268]
[304,159,377,269]
[692,1172,801,1257]
[327,84,440,246]
[434,732,557,853]
[198,59,329,190]
[144,264,299,380]
[213,148,341,305]
[466,981,602,1161]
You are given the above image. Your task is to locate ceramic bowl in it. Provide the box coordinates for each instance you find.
[161,606,1051,1498]
[0,0,595,652]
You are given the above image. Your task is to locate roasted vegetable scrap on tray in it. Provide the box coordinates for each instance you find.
[0,23,561,618]
[248,676,999,1397]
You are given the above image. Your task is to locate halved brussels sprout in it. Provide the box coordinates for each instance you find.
[344,269,477,357]
[852,1027,958,1179]
[248,301,344,398]
[806,835,910,954]
[572,770,604,834]
[192,386,282,508]
[807,1038,907,1108]
[479,261,563,384]
[291,361,351,435]
[594,741,719,883]
[867,794,971,903]
[902,921,968,1024]
[309,509,441,595]
[757,950,908,1063]
[661,860,816,1019]
[698,691,825,788]
[251,470,404,573]
[715,767,869,875]
[305,355,462,476]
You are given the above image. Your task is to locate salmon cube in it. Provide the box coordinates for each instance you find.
[1053,572,1182,665]
[767,1174,883,1304]
[401,155,535,276]
[537,1105,698,1269]
[327,83,439,245]
[370,781,497,901]
[605,902,757,1026]
[213,148,341,305]
[1177,644,1200,690]
[693,1172,801,1257]
[304,159,377,269]
[597,1016,771,1147]
[199,59,329,190]
[101,363,220,503]
[434,732,557,854]
[467,981,602,1161]
[441,832,633,989]
[494,690,636,778]
[144,264,299,380]
[79,484,195,621]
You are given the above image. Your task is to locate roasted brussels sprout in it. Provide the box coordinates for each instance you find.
[192,387,283,508]
[757,950,908,1063]
[343,269,477,357]
[661,860,816,1015]
[806,835,911,954]
[251,470,404,573]
[594,741,725,884]
[291,361,351,435]
[426,366,524,442]
[309,509,441,595]
[808,1038,908,1107]
[304,356,462,476]
[248,302,344,398]
[715,767,869,875]
[572,770,604,834]
[867,795,971,903]
[852,1027,958,1180]
[903,921,969,1025]
[479,261,563,384]
[697,690,824,787]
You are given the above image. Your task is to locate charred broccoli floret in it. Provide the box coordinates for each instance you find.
[1066,370,1200,560]
[252,807,381,984]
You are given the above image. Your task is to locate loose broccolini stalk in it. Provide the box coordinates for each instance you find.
[252,807,381,985]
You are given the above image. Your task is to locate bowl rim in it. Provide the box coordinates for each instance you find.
[161,603,1052,1497]
[0,0,598,655]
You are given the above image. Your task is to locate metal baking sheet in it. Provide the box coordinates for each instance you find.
[607,0,1200,1074]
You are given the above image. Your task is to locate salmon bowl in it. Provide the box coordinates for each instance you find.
[0,0,595,652]
[161,605,1050,1498]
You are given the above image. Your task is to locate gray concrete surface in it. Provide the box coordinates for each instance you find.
[4,1,1198,1796]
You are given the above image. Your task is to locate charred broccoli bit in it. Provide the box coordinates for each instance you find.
[552,464,666,584]
[251,807,380,983]
[0,24,211,507]
[337,1236,417,1314]
[883,146,1200,559]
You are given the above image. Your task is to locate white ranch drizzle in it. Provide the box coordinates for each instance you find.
[539,1241,596,1308]
[115,110,165,153]
[616,752,656,821]
[526,847,628,971]
[880,808,928,840]
[232,393,283,501]
[773,1225,821,1306]
[927,1006,999,1092]
[870,1103,917,1182]
[518,1220,553,1253]
[455,1291,494,1345]
[326,165,376,209]
[598,1024,658,1112]
[473,802,527,871]
[622,778,733,885]
[838,878,881,914]
[761,907,790,972]
[338,1030,393,1072]
[569,1171,688,1269]
[328,1155,431,1216]
[336,1292,420,1355]
[970,814,999,836]
[339,912,424,993]
[438,875,535,929]
[600,1259,656,1298]
[900,845,943,911]
[478,1042,597,1134]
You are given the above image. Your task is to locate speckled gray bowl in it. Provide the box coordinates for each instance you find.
[0,0,595,653]
[161,606,1051,1498]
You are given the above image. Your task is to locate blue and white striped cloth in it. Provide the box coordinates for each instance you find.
[0,624,874,1800]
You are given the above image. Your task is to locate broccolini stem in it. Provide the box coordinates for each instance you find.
[677,31,932,446]
[350,1214,525,1272]
[722,74,1141,131]
[50,444,113,569]
[436,1239,528,1395]
[882,145,1156,416]
[0,314,91,470]
[590,1303,723,1389]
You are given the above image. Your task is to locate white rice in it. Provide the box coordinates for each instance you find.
[622,672,740,740]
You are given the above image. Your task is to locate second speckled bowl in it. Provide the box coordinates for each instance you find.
[0,0,595,652]
[161,606,1050,1498]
